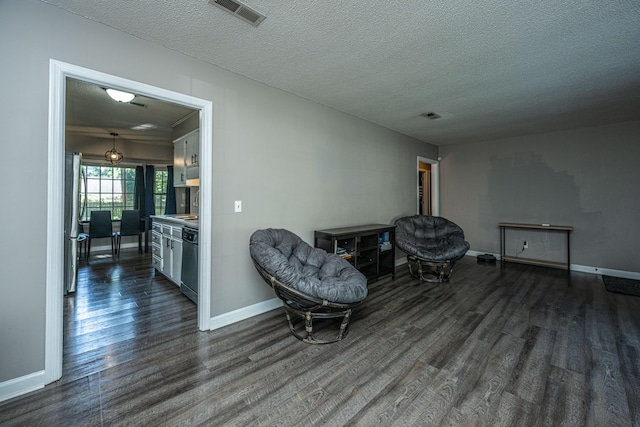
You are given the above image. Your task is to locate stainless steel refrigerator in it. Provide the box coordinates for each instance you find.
[64,152,82,294]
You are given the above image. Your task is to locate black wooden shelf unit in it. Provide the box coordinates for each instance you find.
[314,224,396,281]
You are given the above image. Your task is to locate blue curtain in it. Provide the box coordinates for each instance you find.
[165,166,177,214]
[144,165,155,225]
[134,166,145,213]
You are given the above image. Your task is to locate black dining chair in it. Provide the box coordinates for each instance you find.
[116,210,142,256]
[87,211,116,259]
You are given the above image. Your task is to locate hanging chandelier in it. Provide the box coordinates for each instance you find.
[105,132,124,164]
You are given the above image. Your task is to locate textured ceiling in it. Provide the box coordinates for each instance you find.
[48,0,640,145]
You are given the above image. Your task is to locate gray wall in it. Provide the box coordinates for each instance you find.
[439,120,640,273]
[0,1,437,384]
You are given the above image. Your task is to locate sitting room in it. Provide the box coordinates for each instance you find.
[1,1,639,426]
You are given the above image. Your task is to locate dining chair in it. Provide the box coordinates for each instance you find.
[87,210,116,258]
[116,210,142,256]
[77,222,88,259]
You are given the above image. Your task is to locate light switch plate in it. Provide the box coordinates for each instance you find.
[234,200,242,213]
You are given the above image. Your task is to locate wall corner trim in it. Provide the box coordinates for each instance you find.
[208,298,282,331]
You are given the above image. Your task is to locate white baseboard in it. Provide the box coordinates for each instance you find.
[466,250,502,259]
[208,297,282,331]
[466,250,640,280]
[0,370,44,403]
[570,264,640,280]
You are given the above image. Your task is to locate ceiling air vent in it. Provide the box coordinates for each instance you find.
[209,0,266,26]
[421,112,441,120]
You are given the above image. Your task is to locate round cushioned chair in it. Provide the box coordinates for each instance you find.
[395,215,470,283]
[250,228,368,344]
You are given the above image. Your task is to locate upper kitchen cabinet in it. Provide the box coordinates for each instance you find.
[173,138,186,186]
[185,130,199,180]
[173,129,199,187]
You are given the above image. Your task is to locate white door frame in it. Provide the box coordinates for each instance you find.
[417,156,440,216]
[45,59,213,384]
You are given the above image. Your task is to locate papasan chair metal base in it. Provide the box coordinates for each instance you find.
[252,260,357,344]
[406,254,457,283]
[250,228,368,345]
[395,215,470,284]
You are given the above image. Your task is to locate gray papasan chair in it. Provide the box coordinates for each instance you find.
[249,228,368,344]
[395,215,470,283]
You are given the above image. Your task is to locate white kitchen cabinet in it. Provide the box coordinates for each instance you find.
[161,230,172,279]
[152,219,183,286]
[167,226,182,284]
[151,223,163,272]
[173,129,199,186]
[173,141,186,187]
[185,130,199,180]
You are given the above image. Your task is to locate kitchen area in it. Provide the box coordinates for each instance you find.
[150,127,201,304]
[150,214,199,304]
[64,78,203,306]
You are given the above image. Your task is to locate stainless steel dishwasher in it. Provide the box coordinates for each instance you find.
[180,226,198,304]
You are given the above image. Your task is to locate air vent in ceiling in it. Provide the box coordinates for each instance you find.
[420,112,441,120]
[209,0,266,26]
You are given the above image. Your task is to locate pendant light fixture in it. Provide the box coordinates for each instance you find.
[105,132,124,164]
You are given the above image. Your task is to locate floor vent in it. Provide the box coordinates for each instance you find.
[209,0,266,26]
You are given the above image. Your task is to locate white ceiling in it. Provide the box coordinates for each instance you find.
[51,0,640,146]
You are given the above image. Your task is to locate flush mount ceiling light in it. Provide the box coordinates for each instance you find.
[105,88,135,103]
[131,123,157,131]
[105,132,124,164]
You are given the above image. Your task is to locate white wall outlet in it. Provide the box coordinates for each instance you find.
[523,241,528,249]
[234,200,242,213]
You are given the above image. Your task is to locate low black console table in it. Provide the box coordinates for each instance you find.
[499,222,573,271]
[314,224,396,281]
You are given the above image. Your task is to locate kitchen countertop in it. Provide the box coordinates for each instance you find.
[151,214,199,229]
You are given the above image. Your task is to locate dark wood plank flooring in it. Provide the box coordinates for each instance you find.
[1,251,639,426]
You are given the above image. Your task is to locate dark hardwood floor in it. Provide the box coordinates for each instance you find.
[1,251,639,426]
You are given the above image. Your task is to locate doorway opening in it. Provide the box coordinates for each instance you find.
[46,60,213,385]
[417,156,440,216]
[419,161,431,216]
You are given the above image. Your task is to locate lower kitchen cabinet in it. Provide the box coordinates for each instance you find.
[152,220,183,286]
